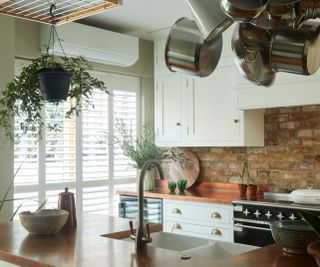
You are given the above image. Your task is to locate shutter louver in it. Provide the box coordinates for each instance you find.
[82,89,109,182]
[113,90,137,180]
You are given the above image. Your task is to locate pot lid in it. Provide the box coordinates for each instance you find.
[290,188,320,197]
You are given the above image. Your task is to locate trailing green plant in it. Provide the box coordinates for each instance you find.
[113,120,193,170]
[0,53,108,142]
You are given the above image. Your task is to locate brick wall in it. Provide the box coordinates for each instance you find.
[189,105,320,192]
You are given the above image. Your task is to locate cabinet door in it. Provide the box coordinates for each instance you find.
[181,66,242,146]
[155,75,181,146]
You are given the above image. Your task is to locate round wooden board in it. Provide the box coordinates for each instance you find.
[166,149,200,188]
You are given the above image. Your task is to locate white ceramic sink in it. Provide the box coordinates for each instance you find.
[122,231,258,258]
[125,231,211,251]
[184,240,258,259]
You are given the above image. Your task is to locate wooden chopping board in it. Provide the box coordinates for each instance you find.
[166,149,200,188]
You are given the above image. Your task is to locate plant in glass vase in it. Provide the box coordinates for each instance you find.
[113,120,191,191]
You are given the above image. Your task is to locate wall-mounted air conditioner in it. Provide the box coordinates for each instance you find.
[41,22,139,67]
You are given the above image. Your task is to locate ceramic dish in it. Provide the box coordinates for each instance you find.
[19,209,69,235]
[270,220,318,254]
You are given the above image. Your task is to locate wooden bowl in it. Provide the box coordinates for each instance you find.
[270,220,318,254]
[19,209,69,235]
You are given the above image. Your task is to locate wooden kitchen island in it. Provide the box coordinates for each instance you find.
[0,213,317,267]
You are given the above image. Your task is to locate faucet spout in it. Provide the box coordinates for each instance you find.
[135,159,164,251]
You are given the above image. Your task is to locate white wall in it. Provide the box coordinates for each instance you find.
[0,16,15,221]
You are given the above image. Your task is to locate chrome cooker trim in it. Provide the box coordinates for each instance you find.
[232,199,320,212]
[233,218,270,225]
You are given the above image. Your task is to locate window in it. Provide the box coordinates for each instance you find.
[14,62,139,217]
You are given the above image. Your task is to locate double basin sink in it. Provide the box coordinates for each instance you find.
[115,231,258,260]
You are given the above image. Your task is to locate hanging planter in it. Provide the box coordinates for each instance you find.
[37,4,71,102]
[0,4,109,142]
[38,67,71,102]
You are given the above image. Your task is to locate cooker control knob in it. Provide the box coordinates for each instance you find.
[265,211,273,219]
[277,212,285,220]
[243,209,250,217]
[289,214,297,221]
[254,210,262,218]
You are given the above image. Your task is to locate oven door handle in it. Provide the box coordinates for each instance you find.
[234,223,271,232]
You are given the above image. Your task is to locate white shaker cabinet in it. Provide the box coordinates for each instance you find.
[153,32,264,147]
[181,66,241,146]
[163,199,234,242]
[155,74,182,146]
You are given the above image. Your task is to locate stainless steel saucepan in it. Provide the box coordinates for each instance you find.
[271,22,320,75]
[186,0,233,41]
[252,0,300,30]
[232,23,275,86]
[165,17,223,77]
[220,0,269,22]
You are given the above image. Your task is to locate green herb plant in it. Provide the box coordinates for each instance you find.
[0,54,108,142]
[113,120,193,170]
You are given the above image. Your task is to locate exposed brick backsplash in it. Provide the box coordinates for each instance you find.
[188,105,320,192]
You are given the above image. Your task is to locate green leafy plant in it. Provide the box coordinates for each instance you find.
[0,53,108,142]
[113,120,193,170]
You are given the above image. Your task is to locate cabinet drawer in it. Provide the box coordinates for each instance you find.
[165,220,231,242]
[164,201,231,225]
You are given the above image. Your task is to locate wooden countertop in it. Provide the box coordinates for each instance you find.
[0,213,317,267]
[116,181,248,204]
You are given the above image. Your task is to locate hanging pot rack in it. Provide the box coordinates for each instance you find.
[0,0,120,25]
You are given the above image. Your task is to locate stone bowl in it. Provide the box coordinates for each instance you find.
[19,209,69,235]
[270,220,318,254]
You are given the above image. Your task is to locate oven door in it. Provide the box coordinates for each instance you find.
[234,220,275,247]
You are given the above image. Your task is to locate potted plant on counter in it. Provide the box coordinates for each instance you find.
[228,156,257,198]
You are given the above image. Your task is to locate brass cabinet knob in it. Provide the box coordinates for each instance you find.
[172,223,182,231]
[211,228,222,236]
[172,208,182,214]
[211,212,222,219]
[234,119,239,123]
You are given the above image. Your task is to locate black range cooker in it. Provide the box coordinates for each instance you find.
[233,193,320,247]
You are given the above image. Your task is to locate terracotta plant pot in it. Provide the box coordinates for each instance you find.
[238,184,247,198]
[247,184,258,198]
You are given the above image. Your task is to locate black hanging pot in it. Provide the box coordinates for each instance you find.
[38,68,71,102]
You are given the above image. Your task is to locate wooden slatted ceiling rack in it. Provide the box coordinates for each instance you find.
[0,0,120,25]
